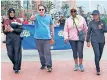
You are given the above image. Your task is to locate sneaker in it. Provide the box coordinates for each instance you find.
[79,64,84,72]
[47,67,52,72]
[74,64,79,71]
[40,66,46,70]
[2,41,6,43]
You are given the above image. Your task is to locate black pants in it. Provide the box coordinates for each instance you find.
[91,42,105,72]
[6,35,22,70]
[69,40,84,59]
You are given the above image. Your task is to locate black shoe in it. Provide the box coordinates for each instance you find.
[2,41,6,43]
[47,67,52,72]
[14,70,19,74]
[96,72,100,75]
[40,66,46,70]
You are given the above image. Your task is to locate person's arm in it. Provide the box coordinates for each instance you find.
[104,25,107,32]
[3,19,10,33]
[50,17,54,39]
[12,25,22,34]
[100,20,107,32]
[50,25,54,39]
[63,19,69,43]
[30,15,36,21]
[86,21,92,47]
[10,19,22,34]
[86,21,92,42]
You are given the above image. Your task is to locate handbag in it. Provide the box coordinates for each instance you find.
[73,18,86,41]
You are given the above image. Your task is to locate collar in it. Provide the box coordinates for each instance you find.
[70,15,79,19]
[39,14,46,17]
[93,18,101,22]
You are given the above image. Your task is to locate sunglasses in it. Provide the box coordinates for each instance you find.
[39,9,44,11]
[71,10,76,13]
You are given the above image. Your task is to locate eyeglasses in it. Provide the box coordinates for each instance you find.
[39,9,44,11]
[71,10,76,13]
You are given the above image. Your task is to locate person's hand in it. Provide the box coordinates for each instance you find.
[30,15,35,21]
[4,25,10,32]
[98,25,102,29]
[7,25,13,32]
[87,42,91,47]
[50,38,54,45]
[5,25,14,32]
[9,27,14,32]
[64,39,68,44]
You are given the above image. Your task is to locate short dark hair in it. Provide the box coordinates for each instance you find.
[38,4,47,12]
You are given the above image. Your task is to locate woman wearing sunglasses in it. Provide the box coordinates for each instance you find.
[64,8,87,72]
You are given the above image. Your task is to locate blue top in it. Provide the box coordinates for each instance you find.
[34,14,53,39]
[86,19,107,43]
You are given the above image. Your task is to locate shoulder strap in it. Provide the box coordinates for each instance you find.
[73,18,79,33]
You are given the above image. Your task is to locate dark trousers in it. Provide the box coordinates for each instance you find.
[6,35,22,70]
[36,39,52,68]
[91,42,105,72]
[69,40,84,59]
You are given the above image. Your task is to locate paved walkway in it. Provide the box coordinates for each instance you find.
[1,33,107,80]
[1,61,107,80]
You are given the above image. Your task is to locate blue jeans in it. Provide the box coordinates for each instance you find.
[69,40,84,59]
[91,42,105,72]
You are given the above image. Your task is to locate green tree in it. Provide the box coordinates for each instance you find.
[45,1,53,13]
[1,1,21,17]
[1,1,11,16]
[61,4,69,17]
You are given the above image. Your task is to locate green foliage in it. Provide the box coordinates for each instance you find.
[62,4,69,9]
[45,1,53,13]
[61,4,69,17]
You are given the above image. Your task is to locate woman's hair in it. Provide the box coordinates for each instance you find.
[38,4,47,12]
